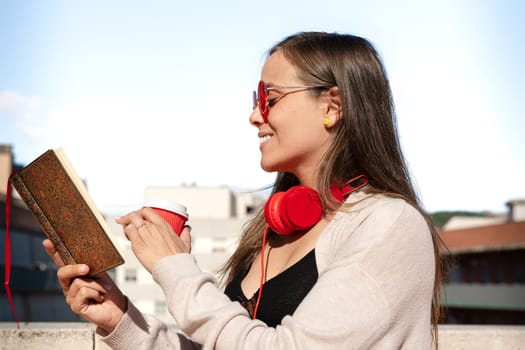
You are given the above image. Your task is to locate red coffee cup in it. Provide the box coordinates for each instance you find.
[144,199,189,236]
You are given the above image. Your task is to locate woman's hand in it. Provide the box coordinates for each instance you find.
[116,207,192,273]
[42,239,127,335]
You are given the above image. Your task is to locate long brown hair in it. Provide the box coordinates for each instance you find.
[220,32,445,346]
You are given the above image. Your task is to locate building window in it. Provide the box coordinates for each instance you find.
[516,259,525,283]
[447,263,463,283]
[125,268,137,282]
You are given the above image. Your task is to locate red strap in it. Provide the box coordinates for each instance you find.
[5,176,20,329]
[252,225,269,320]
[340,174,369,197]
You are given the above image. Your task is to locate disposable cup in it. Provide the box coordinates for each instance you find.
[144,199,189,236]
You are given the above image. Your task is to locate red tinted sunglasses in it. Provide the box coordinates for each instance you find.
[252,80,329,123]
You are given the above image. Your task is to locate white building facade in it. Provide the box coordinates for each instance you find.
[105,186,265,324]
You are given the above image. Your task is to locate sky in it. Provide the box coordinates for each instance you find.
[1,0,524,215]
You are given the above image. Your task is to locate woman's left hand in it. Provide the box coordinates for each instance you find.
[116,207,192,273]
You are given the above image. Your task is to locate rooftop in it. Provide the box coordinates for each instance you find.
[439,220,525,254]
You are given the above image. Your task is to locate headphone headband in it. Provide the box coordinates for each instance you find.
[333,174,369,201]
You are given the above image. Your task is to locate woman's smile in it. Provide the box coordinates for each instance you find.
[259,134,272,145]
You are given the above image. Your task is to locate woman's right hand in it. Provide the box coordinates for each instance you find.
[42,239,127,335]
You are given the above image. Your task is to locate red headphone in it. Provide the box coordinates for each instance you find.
[264,174,368,235]
[250,175,368,320]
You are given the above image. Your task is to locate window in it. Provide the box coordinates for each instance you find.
[125,268,137,282]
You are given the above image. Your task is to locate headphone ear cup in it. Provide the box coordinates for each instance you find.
[264,186,323,235]
[264,192,293,235]
[281,186,322,232]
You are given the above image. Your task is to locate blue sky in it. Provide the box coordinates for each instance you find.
[1,0,524,214]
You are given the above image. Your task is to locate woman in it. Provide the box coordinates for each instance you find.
[44,31,443,349]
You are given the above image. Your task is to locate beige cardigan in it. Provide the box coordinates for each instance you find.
[102,193,435,349]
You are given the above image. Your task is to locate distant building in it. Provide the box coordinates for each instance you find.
[0,144,83,322]
[1,143,266,324]
[0,143,266,324]
[443,215,506,231]
[440,200,525,324]
[107,185,265,324]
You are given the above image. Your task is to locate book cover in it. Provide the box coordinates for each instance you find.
[9,148,124,275]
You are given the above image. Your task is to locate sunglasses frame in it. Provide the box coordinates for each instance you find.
[253,80,329,123]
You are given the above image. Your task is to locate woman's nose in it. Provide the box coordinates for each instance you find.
[249,106,264,126]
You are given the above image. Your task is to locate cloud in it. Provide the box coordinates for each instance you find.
[0,90,41,119]
[0,89,51,143]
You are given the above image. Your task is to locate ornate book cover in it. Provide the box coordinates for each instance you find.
[9,148,124,275]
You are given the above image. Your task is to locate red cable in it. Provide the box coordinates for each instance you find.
[5,175,20,328]
[252,225,269,320]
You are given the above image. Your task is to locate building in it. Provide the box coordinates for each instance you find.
[0,143,266,324]
[0,144,82,322]
[440,200,525,324]
[108,185,265,324]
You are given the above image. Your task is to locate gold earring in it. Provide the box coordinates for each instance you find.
[323,118,330,126]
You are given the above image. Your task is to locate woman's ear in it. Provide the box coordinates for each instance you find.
[323,86,343,128]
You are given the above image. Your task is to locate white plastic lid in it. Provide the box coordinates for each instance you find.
[144,198,189,218]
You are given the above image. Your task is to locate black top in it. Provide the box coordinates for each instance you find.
[224,249,318,327]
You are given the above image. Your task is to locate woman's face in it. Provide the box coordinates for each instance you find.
[250,51,333,187]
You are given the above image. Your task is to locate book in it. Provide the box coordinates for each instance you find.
[9,148,124,275]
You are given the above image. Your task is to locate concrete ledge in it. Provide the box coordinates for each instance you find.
[439,325,525,350]
[0,323,524,349]
[0,323,110,350]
